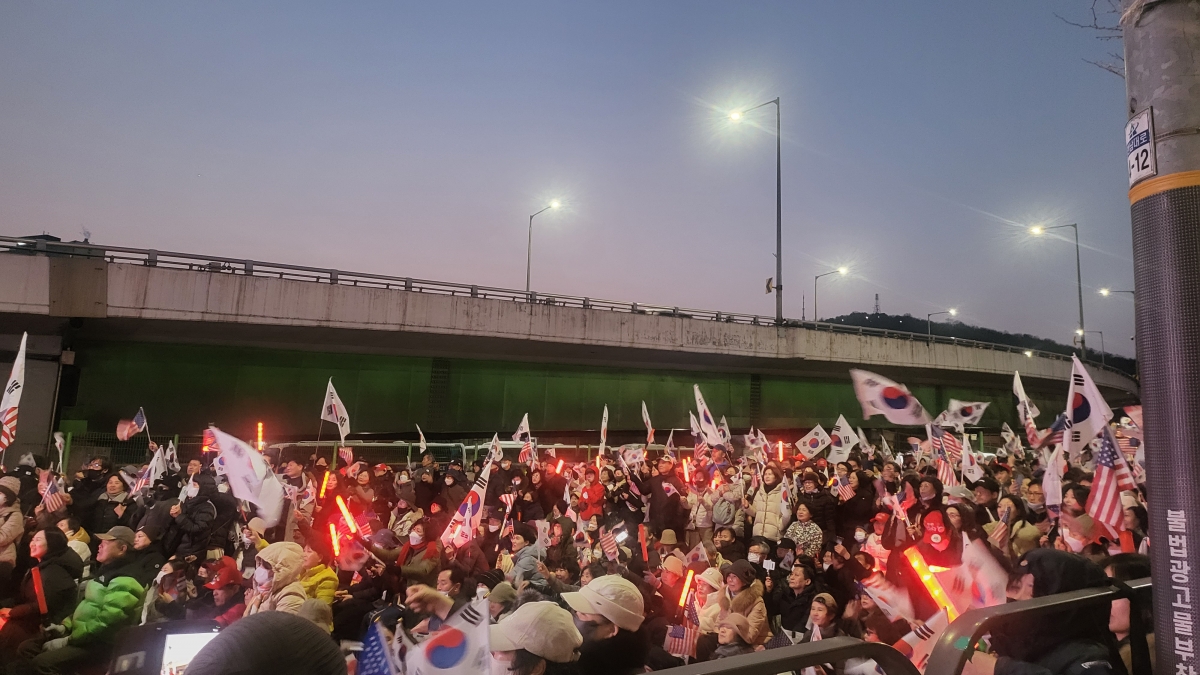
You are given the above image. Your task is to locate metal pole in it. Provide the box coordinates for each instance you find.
[813,275,819,321]
[1123,2,1200,673]
[1073,224,1087,356]
[526,214,534,293]
[775,98,783,325]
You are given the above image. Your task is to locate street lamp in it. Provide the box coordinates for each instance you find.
[1031,223,1086,356]
[926,308,958,340]
[729,98,783,324]
[1099,288,1135,297]
[526,200,562,293]
[813,267,848,321]
[1077,329,1107,367]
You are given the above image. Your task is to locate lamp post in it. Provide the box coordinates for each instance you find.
[1030,223,1086,356]
[926,309,958,341]
[526,200,561,293]
[1099,288,1136,297]
[813,267,847,321]
[730,98,782,324]
[1077,329,1106,367]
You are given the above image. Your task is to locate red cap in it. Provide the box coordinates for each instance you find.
[373,463,389,472]
[872,512,890,524]
[205,566,245,590]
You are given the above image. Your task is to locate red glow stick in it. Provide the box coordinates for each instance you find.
[31,566,47,615]
[335,495,357,533]
[638,524,648,562]
[678,570,694,607]
[556,459,564,474]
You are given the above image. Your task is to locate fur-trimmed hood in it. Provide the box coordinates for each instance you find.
[720,578,764,616]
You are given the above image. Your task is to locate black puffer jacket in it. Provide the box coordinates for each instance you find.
[795,489,838,541]
[174,474,219,560]
[11,543,84,625]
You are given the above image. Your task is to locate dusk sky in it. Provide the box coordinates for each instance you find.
[0,2,1137,356]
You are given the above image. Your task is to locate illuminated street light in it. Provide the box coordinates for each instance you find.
[927,309,959,340]
[1099,287,1135,297]
[1030,223,1087,358]
[526,201,563,293]
[726,98,783,324]
[1024,350,1034,357]
[813,267,849,321]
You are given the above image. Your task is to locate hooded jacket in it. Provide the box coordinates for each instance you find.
[10,545,85,627]
[63,553,146,646]
[0,497,23,565]
[244,542,307,616]
[795,488,837,542]
[174,474,219,560]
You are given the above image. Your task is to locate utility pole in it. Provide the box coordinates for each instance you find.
[1123,3,1200,674]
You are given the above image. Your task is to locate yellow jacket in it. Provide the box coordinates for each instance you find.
[301,564,340,605]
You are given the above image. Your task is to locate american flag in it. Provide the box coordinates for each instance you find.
[518,441,533,464]
[499,518,513,539]
[599,527,619,561]
[1115,430,1141,461]
[929,425,962,463]
[836,476,855,502]
[0,406,16,453]
[334,510,374,539]
[1027,413,1067,450]
[356,619,397,675]
[1086,427,1138,536]
[664,591,700,658]
[499,492,516,516]
[338,446,354,467]
[40,474,66,514]
[936,459,959,488]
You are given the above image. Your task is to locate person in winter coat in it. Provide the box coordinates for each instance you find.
[685,475,716,549]
[171,473,219,561]
[440,472,468,513]
[795,472,838,543]
[244,541,308,616]
[713,614,756,659]
[716,559,770,646]
[766,562,820,636]
[0,529,84,659]
[197,566,246,628]
[0,479,26,594]
[747,463,789,542]
[87,475,134,551]
[389,485,423,540]
[374,519,438,588]
[712,468,745,537]
[836,470,877,545]
[579,468,606,522]
[299,543,339,604]
[446,539,490,579]
[134,481,180,557]
[24,526,145,674]
[128,527,167,586]
[515,487,545,523]
[968,549,1125,675]
[506,522,543,586]
[783,503,825,560]
[982,496,1043,562]
[632,456,687,537]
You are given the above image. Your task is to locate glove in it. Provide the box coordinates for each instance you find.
[42,624,67,638]
[42,637,69,652]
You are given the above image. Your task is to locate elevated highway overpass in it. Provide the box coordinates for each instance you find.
[0,236,1138,454]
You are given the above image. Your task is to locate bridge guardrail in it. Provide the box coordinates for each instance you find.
[0,235,1133,380]
[925,576,1152,675]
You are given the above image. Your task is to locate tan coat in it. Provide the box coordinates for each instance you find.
[750,483,790,541]
[244,542,307,616]
[717,579,771,645]
[0,502,23,565]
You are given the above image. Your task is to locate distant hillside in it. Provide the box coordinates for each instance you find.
[824,312,1137,377]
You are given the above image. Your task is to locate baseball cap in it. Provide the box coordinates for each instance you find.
[205,566,244,590]
[872,512,890,524]
[562,575,645,632]
[661,556,685,577]
[96,526,136,547]
[490,601,582,663]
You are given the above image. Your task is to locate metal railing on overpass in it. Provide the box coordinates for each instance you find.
[0,235,1132,379]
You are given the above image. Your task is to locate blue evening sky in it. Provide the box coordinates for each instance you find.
[0,2,1137,356]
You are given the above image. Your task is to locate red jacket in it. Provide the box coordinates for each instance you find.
[580,483,606,521]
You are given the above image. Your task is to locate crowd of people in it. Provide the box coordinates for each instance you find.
[0,427,1153,675]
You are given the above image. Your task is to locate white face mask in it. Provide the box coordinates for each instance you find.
[747,552,762,564]
[253,566,272,588]
[512,479,521,487]
[186,484,199,498]
[488,524,500,533]
[409,531,422,545]
[854,530,867,543]
[217,483,229,493]
[489,655,513,675]
[445,478,454,486]
[398,475,410,484]
[242,534,254,546]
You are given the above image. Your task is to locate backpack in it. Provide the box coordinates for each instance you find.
[712,498,736,527]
